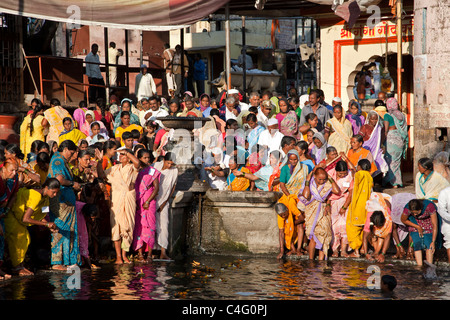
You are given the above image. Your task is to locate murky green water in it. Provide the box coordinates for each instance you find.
[1,255,450,300]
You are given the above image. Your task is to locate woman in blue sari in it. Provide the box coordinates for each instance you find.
[235,151,282,191]
[246,113,265,155]
[47,140,83,270]
[0,159,19,280]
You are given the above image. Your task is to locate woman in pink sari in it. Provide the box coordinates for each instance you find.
[132,166,160,262]
[276,98,299,138]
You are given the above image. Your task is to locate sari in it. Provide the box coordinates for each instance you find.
[132,166,161,252]
[4,188,48,267]
[20,114,46,156]
[253,164,275,191]
[276,111,299,138]
[363,192,393,239]
[44,106,72,143]
[115,124,143,146]
[390,193,416,244]
[320,155,343,179]
[402,199,439,251]
[153,161,179,250]
[59,118,87,146]
[383,98,409,187]
[48,151,81,266]
[345,100,365,135]
[346,170,373,251]
[268,162,282,192]
[329,170,353,252]
[298,177,333,255]
[310,132,328,164]
[247,125,265,154]
[280,150,308,196]
[415,171,450,201]
[361,111,388,177]
[326,117,353,154]
[0,172,19,261]
[227,166,251,191]
[277,194,302,250]
[75,201,89,259]
[106,163,139,252]
[246,152,263,174]
[73,107,87,128]
[113,111,141,134]
[347,147,377,175]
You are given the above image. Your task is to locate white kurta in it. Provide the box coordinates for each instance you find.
[135,73,157,101]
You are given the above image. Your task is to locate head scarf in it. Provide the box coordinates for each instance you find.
[199,93,211,112]
[386,97,404,120]
[286,149,300,174]
[59,117,74,136]
[85,110,95,121]
[311,132,328,163]
[349,99,363,127]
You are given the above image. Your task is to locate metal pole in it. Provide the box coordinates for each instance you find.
[104,27,110,96]
[180,28,185,94]
[242,16,246,102]
[225,3,231,91]
[396,0,403,107]
[125,29,130,96]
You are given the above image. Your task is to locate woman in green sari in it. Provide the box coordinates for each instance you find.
[383,98,408,188]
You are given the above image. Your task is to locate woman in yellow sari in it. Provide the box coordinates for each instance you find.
[324,104,353,154]
[298,167,341,260]
[415,157,450,202]
[100,148,140,264]
[20,101,49,157]
[114,111,144,147]
[4,178,60,276]
[226,156,252,191]
[59,117,87,146]
[346,159,374,257]
[44,100,73,142]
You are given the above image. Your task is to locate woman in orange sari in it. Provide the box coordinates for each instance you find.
[344,134,377,176]
[226,156,252,191]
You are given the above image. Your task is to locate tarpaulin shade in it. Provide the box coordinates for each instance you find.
[0,0,231,30]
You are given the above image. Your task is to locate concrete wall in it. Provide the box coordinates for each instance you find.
[413,0,450,175]
[199,190,282,255]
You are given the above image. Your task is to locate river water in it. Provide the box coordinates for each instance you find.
[1,255,450,300]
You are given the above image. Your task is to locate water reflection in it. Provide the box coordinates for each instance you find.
[1,256,450,300]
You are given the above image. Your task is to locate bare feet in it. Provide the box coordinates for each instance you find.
[160,253,171,260]
[406,248,414,260]
[341,251,349,258]
[14,267,34,276]
[332,251,339,258]
[115,259,124,265]
[348,251,360,258]
[51,265,67,271]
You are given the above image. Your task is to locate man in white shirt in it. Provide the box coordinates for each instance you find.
[224,96,239,121]
[258,118,284,162]
[162,43,176,97]
[85,43,106,103]
[135,64,157,101]
[228,88,249,112]
[438,186,450,263]
[257,100,273,128]
[108,42,122,87]
[141,96,169,127]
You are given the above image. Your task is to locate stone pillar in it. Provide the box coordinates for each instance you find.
[200,190,282,254]
[413,0,450,177]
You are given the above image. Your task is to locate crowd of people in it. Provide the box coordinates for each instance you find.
[1,84,450,280]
